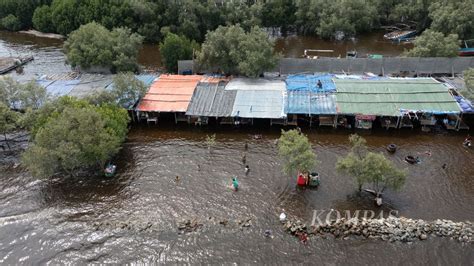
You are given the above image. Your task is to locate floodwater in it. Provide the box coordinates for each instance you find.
[1,125,473,264]
[0,30,408,79]
[0,31,473,264]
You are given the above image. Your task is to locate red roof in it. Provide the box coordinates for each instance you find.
[137,74,202,112]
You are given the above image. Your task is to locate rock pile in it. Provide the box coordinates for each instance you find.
[178,219,203,233]
[93,220,153,232]
[285,216,472,243]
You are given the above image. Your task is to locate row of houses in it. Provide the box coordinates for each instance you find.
[134,74,473,131]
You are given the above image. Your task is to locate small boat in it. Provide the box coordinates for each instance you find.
[384,30,417,42]
[308,172,320,187]
[405,155,418,164]
[459,40,474,56]
[386,144,397,153]
[346,50,357,59]
[104,164,117,177]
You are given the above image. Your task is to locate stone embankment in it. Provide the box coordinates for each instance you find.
[285,216,472,243]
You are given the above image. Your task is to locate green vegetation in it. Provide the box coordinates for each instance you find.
[160,33,198,73]
[22,97,129,179]
[336,135,406,201]
[428,0,474,40]
[87,72,147,109]
[205,134,216,152]
[278,129,316,176]
[0,77,48,110]
[0,103,20,150]
[0,14,22,31]
[0,77,48,150]
[197,25,278,77]
[462,68,474,100]
[0,0,50,30]
[1,0,472,46]
[64,22,143,73]
[405,30,460,57]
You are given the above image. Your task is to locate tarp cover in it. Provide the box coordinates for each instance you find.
[137,74,202,112]
[335,78,461,116]
[286,74,336,92]
[454,96,474,113]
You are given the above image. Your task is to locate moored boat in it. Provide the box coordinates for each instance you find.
[383,30,417,42]
[459,40,474,56]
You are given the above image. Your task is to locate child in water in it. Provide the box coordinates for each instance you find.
[232,177,239,191]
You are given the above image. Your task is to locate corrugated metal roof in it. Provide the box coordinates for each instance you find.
[186,81,236,117]
[335,78,461,116]
[232,89,286,119]
[137,74,202,112]
[69,74,114,98]
[225,78,285,91]
[287,91,336,114]
[37,79,81,97]
[136,74,158,87]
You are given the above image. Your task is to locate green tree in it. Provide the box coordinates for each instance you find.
[160,33,198,73]
[197,25,278,77]
[0,77,48,110]
[404,30,460,57]
[32,5,54,33]
[428,0,474,40]
[336,135,406,205]
[0,103,20,150]
[22,98,129,178]
[0,14,22,31]
[64,22,143,73]
[88,72,147,109]
[462,68,474,100]
[278,129,317,175]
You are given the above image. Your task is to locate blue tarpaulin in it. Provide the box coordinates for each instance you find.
[286,91,336,114]
[285,74,336,93]
[454,96,474,113]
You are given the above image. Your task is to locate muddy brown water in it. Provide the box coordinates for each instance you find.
[0,31,473,264]
[1,125,473,264]
[0,30,407,80]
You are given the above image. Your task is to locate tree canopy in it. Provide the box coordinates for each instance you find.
[64,22,143,73]
[160,33,198,73]
[336,134,406,195]
[22,97,129,179]
[197,25,278,77]
[277,129,317,175]
[404,30,460,57]
[0,77,48,110]
[87,72,147,109]
[462,68,474,100]
[0,103,20,150]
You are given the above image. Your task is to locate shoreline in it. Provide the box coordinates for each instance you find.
[18,30,65,40]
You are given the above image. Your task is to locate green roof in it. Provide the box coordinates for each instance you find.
[335,79,461,116]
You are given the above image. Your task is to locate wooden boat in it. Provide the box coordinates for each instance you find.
[104,164,117,177]
[383,30,416,42]
[459,40,474,56]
